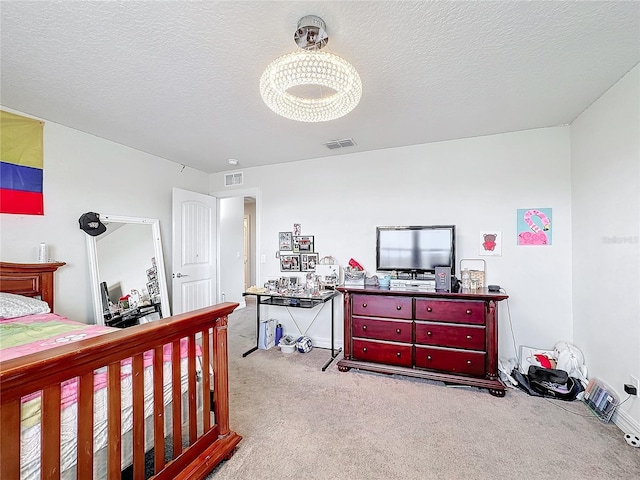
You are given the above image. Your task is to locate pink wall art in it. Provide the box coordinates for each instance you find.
[517,208,552,245]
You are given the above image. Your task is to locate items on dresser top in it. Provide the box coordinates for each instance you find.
[337,285,508,396]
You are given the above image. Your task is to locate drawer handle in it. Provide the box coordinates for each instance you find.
[362,303,367,308]
[396,305,402,311]
[427,307,432,312]
[467,360,472,364]
[427,355,432,361]
[466,309,472,315]
[466,335,472,339]
[396,352,401,357]
[362,325,367,330]
[363,347,368,352]
[427,331,433,336]
[396,328,401,334]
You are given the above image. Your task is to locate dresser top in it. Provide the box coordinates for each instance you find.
[336,285,508,301]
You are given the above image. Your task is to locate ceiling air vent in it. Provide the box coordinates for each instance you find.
[323,138,356,150]
[224,172,244,187]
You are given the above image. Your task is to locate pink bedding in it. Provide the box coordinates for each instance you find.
[0,313,114,361]
[0,313,197,410]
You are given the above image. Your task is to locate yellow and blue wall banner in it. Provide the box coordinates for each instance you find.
[0,110,44,215]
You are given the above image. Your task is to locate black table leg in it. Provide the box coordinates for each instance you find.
[321,295,342,371]
[242,295,261,357]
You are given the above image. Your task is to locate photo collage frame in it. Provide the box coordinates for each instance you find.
[278,224,319,272]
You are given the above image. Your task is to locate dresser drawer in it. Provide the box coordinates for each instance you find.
[415,299,485,325]
[415,322,485,350]
[353,317,412,343]
[352,339,412,367]
[414,346,485,376]
[352,294,412,319]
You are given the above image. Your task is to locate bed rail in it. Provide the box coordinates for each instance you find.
[0,302,241,480]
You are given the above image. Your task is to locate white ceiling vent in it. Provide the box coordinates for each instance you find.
[224,172,244,187]
[323,138,356,150]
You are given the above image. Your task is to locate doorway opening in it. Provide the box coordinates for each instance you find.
[244,197,256,290]
[216,189,260,306]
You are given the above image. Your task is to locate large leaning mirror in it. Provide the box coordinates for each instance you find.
[87,215,171,326]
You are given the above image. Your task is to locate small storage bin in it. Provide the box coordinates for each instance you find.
[279,335,297,353]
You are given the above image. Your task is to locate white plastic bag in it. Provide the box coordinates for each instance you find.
[258,318,276,350]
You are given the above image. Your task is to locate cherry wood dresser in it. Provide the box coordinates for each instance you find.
[336,285,509,396]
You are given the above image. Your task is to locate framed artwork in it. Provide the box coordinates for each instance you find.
[301,253,319,272]
[279,232,292,251]
[147,281,159,297]
[479,231,502,256]
[517,208,552,245]
[280,254,300,272]
[146,267,157,282]
[293,235,314,253]
[293,223,301,236]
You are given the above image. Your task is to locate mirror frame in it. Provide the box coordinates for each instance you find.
[87,214,171,325]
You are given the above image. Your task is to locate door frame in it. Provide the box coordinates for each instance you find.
[243,214,250,291]
[211,187,262,307]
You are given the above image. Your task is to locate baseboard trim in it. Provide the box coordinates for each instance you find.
[613,406,640,436]
[310,336,343,350]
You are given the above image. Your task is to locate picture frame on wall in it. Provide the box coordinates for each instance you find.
[280,254,300,272]
[279,232,293,251]
[293,235,314,253]
[301,253,319,272]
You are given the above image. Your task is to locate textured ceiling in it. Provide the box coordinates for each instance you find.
[1,1,638,174]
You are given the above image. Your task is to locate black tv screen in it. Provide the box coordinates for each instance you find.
[376,225,456,275]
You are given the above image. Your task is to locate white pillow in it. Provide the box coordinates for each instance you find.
[0,292,51,319]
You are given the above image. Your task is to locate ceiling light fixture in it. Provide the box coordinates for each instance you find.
[228,158,239,166]
[260,15,362,123]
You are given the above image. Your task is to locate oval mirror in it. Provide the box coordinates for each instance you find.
[86,215,171,326]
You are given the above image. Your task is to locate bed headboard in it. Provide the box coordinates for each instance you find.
[0,262,66,311]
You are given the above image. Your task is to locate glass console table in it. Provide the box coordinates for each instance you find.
[242,290,341,371]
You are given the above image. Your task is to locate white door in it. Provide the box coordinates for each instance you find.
[172,187,217,314]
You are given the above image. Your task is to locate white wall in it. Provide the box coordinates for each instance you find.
[213,127,574,355]
[571,64,640,434]
[0,107,210,322]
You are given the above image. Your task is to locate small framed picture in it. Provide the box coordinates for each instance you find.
[147,281,159,297]
[279,232,293,251]
[301,253,319,272]
[293,235,314,253]
[265,279,278,292]
[280,254,300,272]
[146,267,157,282]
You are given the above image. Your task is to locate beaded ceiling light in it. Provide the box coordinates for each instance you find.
[259,15,362,123]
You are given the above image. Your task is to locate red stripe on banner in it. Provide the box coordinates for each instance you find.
[0,188,44,215]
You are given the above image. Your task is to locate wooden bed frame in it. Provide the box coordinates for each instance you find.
[0,262,241,479]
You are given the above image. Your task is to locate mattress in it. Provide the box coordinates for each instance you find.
[0,313,204,479]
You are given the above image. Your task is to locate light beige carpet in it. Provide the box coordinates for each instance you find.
[207,302,640,479]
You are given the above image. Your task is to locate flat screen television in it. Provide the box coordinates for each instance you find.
[376,225,456,276]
